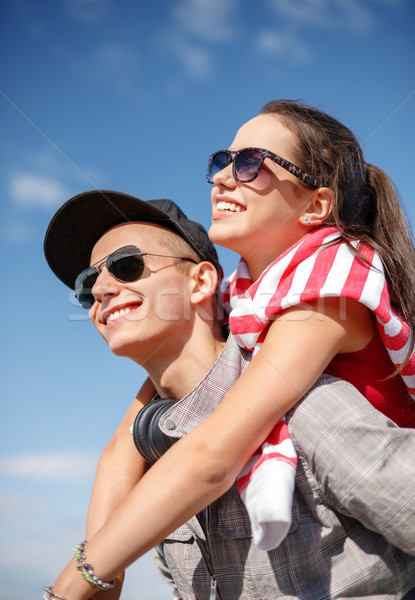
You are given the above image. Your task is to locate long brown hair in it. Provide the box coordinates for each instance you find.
[260,99,415,367]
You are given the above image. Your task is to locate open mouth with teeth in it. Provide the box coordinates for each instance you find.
[105,302,142,325]
[216,200,245,213]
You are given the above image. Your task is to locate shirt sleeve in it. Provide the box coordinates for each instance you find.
[287,374,415,556]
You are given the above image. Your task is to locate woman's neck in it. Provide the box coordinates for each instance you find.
[244,230,313,281]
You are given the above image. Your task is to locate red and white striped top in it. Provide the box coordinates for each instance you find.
[223,226,415,399]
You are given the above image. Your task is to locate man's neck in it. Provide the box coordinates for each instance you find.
[148,327,226,400]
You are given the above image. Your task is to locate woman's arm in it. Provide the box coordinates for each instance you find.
[52,299,372,598]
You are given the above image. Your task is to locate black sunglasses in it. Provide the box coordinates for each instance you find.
[74,245,197,309]
[206,147,321,188]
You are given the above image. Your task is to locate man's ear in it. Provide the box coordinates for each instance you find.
[190,262,218,305]
[300,187,334,227]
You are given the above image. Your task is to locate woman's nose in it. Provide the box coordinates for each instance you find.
[212,161,236,188]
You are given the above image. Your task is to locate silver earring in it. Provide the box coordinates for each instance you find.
[303,217,311,224]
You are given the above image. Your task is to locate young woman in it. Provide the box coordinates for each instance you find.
[207,98,415,550]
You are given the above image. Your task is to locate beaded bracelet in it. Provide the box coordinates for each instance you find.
[73,540,115,591]
[43,586,67,600]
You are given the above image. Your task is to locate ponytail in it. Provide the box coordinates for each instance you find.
[366,163,415,322]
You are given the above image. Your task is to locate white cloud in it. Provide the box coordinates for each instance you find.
[164,33,213,79]
[9,172,69,209]
[267,0,383,34]
[161,0,239,80]
[165,0,403,78]
[0,451,98,482]
[256,30,312,65]
[172,0,238,43]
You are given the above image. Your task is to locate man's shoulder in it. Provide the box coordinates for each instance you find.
[286,373,394,458]
[288,373,380,433]
[158,335,251,437]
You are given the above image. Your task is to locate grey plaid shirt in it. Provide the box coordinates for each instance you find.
[155,336,415,599]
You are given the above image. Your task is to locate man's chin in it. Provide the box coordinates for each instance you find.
[107,337,154,363]
[108,341,135,358]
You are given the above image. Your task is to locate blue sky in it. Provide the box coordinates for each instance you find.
[1,0,414,598]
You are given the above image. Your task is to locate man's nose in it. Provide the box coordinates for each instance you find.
[91,267,120,303]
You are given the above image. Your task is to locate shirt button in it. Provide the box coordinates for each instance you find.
[165,419,176,430]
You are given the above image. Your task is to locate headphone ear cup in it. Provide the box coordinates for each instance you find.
[132,397,178,463]
[148,400,178,460]
[132,400,160,463]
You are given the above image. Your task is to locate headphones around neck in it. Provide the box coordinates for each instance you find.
[132,396,179,463]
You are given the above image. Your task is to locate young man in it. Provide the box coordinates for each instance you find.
[44,190,415,600]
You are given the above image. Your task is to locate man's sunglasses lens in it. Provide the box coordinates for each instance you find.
[107,250,145,282]
[75,249,146,309]
[75,269,99,309]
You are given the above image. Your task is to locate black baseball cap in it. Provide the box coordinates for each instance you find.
[44,189,222,289]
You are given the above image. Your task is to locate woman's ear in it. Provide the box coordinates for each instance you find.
[301,187,334,227]
[189,262,219,305]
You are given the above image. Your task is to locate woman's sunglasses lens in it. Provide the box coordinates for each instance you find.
[235,149,262,182]
[108,252,145,282]
[208,151,231,182]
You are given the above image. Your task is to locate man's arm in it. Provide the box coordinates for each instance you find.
[84,377,155,599]
[288,374,415,556]
[86,385,152,537]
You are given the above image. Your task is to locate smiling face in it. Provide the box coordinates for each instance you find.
[209,114,316,278]
[88,222,196,363]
